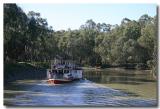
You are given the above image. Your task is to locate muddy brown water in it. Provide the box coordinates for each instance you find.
[4,68,157,106]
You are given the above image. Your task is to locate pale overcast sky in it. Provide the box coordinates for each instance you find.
[18,4,157,30]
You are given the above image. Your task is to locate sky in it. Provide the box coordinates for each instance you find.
[18,4,157,31]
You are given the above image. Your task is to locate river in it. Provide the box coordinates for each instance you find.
[4,68,157,107]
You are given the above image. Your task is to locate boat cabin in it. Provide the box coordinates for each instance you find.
[47,57,82,81]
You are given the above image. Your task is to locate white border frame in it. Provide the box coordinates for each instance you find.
[0,0,159,109]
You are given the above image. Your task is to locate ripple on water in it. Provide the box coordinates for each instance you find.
[4,79,157,106]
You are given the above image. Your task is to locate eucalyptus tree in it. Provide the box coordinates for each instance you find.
[4,4,28,62]
[27,11,53,61]
[4,3,157,71]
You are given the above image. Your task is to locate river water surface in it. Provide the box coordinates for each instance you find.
[4,68,157,107]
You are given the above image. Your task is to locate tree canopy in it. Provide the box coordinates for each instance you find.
[4,4,157,72]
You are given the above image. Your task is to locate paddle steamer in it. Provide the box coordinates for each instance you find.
[47,57,83,84]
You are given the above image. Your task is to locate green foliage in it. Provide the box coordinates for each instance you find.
[138,22,156,56]
[4,4,28,61]
[123,21,141,40]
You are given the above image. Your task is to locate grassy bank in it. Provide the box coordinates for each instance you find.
[4,62,46,83]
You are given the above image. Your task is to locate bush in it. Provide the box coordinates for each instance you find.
[30,61,50,69]
[136,63,148,70]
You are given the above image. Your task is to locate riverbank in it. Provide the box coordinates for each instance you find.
[4,62,155,84]
[82,66,151,72]
[4,62,46,83]
[83,63,149,70]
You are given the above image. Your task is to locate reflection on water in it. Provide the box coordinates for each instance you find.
[4,68,157,106]
[84,68,155,84]
[83,68,157,99]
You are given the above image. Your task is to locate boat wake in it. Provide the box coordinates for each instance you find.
[4,79,157,106]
